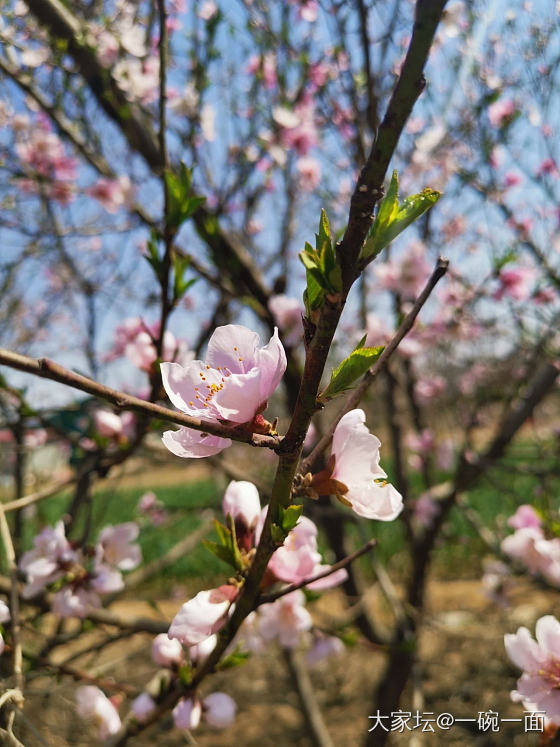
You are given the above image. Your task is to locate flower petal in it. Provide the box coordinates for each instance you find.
[206,324,260,373]
[162,428,231,458]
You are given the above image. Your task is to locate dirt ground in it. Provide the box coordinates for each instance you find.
[16,576,560,747]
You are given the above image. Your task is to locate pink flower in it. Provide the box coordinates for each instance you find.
[505,615,560,722]
[296,156,321,192]
[19,521,77,597]
[502,528,560,585]
[538,158,558,177]
[96,522,141,571]
[268,295,302,347]
[202,692,237,729]
[306,634,344,667]
[76,686,121,739]
[260,513,347,590]
[488,98,517,128]
[412,495,440,528]
[198,0,218,20]
[152,633,183,667]
[87,176,133,213]
[275,99,319,156]
[257,590,312,648]
[173,697,202,730]
[326,410,403,521]
[494,266,535,301]
[414,377,446,404]
[222,480,261,541]
[374,241,431,299]
[504,171,522,188]
[131,693,156,723]
[508,505,542,531]
[161,324,286,458]
[52,587,101,618]
[168,585,237,646]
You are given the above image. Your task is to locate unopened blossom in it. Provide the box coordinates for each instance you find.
[96,522,141,571]
[505,615,560,721]
[190,634,217,664]
[173,697,202,731]
[168,585,237,646]
[131,693,156,723]
[161,324,286,459]
[316,409,403,521]
[258,590,312,648]
[222,481,261,544]
[76,686,121,739]
[94,409,125,439]
[152,633,183,668]
[202,692,237,729]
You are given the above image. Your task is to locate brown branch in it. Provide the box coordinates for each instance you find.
[0,349,280,450]
[258,538,377,605]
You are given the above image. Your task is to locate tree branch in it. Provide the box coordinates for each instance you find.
[0,349,280,449]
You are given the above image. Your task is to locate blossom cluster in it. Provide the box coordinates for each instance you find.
[105,317,193,374]
[501,505,560,586]
[19,521,141,617]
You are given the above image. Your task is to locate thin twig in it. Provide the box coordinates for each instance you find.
[2,475,75,513]
[301,257,449,473]
[283,647,335,747]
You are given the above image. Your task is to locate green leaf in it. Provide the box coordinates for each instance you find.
[360,171,441,261]
[299,209,342,311]
[172,254,197,300]
[278,504,303,534]
[270,524,286,546]
[320,345,384,401]
[203,518,243,571]
[165,163,206,230]
[203,540,238,569]
[374,170,400,233]
[218,648,250,670]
